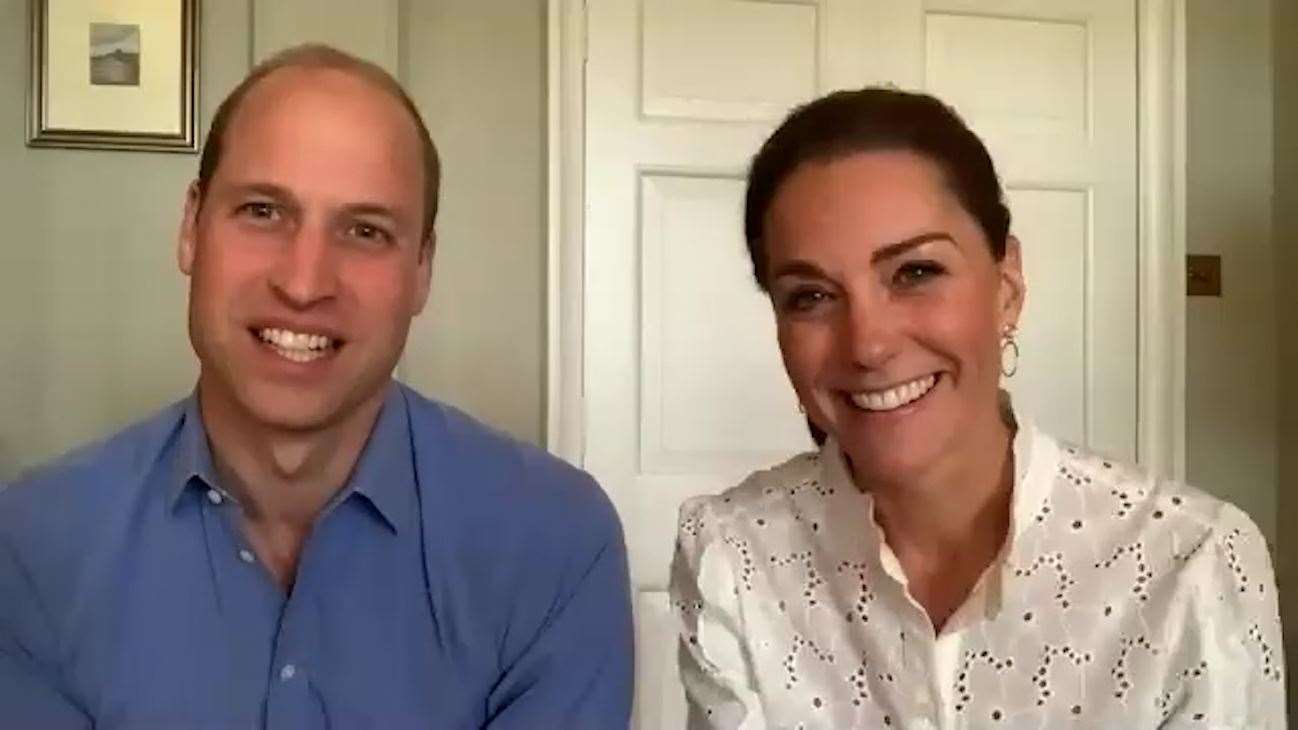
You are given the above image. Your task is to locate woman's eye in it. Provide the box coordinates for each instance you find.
[894,261,946,287]
[782,288,831,313]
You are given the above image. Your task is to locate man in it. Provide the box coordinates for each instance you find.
[0,45,633,728]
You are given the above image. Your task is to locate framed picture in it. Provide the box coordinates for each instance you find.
[28,0,199,152]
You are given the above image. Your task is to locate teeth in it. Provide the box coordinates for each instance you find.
[850,374,937,412]
[257,327,336,360]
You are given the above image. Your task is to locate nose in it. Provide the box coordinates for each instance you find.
[269,222,339,309]
[840,295,899,370]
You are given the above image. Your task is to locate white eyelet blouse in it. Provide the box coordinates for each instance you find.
[669,420,1285,729]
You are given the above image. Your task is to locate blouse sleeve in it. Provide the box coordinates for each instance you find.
[669,497,767,730]
[1165,504,1286,729]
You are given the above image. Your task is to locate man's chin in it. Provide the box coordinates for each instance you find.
[242,398,342,433]
[221,379,353,433]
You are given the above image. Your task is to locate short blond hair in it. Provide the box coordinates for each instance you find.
[196,44,440,243]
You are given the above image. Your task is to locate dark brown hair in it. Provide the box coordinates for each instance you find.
[744,88,1010,289]
[196,44,441,244]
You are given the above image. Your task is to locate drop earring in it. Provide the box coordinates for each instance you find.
[1001,324,1020,378]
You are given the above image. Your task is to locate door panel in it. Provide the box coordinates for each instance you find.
[639,173,807,476]
[642,0,820,122]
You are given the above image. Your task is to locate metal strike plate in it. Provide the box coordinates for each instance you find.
[1187,255,1222,297]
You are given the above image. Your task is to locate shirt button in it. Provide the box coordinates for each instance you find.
[206,489,223,505]
[238,549,256,564]
[280,664,297,681]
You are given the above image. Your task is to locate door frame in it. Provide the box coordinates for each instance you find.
[545,0,1189,481]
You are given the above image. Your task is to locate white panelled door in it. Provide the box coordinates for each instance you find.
[582,2,1137,726]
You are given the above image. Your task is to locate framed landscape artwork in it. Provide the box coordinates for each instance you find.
[28,0,199,152]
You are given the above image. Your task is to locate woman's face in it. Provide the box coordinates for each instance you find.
[764,150,1024,482]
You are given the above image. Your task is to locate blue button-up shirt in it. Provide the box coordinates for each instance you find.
[0,383,633,728]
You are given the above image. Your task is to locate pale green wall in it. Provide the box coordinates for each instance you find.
[400,0,548,443]
[1184,0,1278,543]
[1273,0,1298,713]
[0,0,248,478]
[0,0,549,480]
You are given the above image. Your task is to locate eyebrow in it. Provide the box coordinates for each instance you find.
[769,231,956,282]
[227,182,295,202]
[340,203,404,223]
[870,231,956,263]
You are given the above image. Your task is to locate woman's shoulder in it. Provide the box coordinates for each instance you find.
[677,449,824,535]
[1034,429,1271,576]
[1054,433,1250,520]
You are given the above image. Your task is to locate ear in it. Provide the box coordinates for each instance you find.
[411,231,436,315]
[178,181,202,276]
[997,235,1026,330]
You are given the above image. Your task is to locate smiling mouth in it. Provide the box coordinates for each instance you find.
[253,327,342,364]
[848,374,940,412]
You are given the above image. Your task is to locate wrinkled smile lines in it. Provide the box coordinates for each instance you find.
[848,374,939,412]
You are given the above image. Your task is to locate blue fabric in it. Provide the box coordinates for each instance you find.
[0,383,633,729]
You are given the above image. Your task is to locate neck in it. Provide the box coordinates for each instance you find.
[855,408,1016,565]
[197,378,387,530]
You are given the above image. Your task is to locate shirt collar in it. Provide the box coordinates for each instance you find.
[818,438,883,551]
[167,384,418,534]
[340,384,417,534]
[169,392,221,509]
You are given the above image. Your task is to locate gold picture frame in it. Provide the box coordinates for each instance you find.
[28,0,199,152]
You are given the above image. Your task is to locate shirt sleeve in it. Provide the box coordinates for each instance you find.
[0,533,92,729]
[484,491,635,730]
[669,497,767,730]
[1163,504,1286,729]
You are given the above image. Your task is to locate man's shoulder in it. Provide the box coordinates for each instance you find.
[398,384,621,544]
[0,400,186,543]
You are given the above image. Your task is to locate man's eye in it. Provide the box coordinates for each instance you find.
[237,202,279,221]
[348,222,393,244]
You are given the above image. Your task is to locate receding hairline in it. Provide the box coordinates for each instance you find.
[223,64,426,161]
[236,51,410,115]
[227,45,418,123]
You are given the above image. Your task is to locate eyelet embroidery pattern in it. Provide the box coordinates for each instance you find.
[953,648,1015,713]
[1156,659,1209,720]
[1012,551,1077,609]
[768,550,827,608]
[1026,645,1091,708]
[722,534,757,593]
[782,633,835,691]
[836,561,875,624]
[1111,635,1159,701]
[1249,624,1283,682]
[670,427,1286,728]
[1093,541,1154,603]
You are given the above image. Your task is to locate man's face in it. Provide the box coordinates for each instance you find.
[179,67,432,433]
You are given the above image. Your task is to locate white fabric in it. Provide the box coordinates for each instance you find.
[669,422,1285,729]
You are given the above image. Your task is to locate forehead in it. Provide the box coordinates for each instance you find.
[764,150,980,262]
[214,67,424,207]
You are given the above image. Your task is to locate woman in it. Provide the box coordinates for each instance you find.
[669,89,1284,728]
